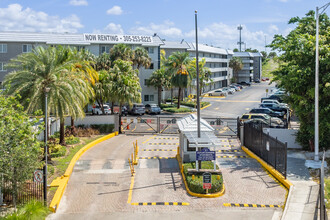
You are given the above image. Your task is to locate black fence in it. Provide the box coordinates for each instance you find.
[243,122,287,178]
[2,181,43,205]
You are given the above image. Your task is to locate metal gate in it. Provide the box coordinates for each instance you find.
[121,116,239,137]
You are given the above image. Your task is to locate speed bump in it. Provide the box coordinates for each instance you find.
[131,202,189,206]
[139,156,176,159]
[223,203,282,208]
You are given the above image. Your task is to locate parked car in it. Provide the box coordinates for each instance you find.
[261,99,289,108]
[232,83,243,90]
[145,104,161,114]
[223,87,235,94]
[261,94,284,103]
[259,103,289,115]
[239,81,251,86]
[121,106,128,116]
[244,118,271,128]
[254,79,260,83]
[249,108,285,118]
[92,104,111,115]
[208,89,228,96]
[129,103,145,115]
[240,113,284,128]
[230,85,241,91]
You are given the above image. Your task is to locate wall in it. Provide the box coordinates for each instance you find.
[263,128,302,149]
[64,115,118,127]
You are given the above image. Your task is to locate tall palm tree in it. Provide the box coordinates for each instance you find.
[147,68,171,106]
[4,46,94,145]
[188,58,212,96]
[229,57,243,83]
[110,44,134,63]
[133,47,151,70]
[164,52,191,108]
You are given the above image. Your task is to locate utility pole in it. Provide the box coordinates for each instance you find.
[195,10,200,139]
[237,25,244,52]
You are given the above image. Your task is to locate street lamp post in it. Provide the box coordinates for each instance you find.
[195,10,200,138]
[314,2,329,162]
[43,87,50,205]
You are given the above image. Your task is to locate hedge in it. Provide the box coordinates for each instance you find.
[183,161,223,194]
[163,107,192,113]
[90,124,115,134]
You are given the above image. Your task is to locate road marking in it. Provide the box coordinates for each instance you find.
[127,174,135,204]
[215,107,219,110]
[142,135,156,144]
[217,150,241,153]
[217,156,248,158]
[154,137,179,140]
[131,202,189,206]
[218,145,237,147]
[214,100,260,103]
[148,143,179,145]
[223,203,282,208]
[245,108,250,111]
[142,149,177,152]
[139,157,176,159]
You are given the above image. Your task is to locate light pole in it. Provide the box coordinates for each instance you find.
[43,87,50,205]
[195,10,200,138]
[314,2,329,162]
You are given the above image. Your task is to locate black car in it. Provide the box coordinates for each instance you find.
[259,103,289,115]
[239,81,251,86]
[254,79,260,83]
[261,94,284,103]
[249,108,285,118]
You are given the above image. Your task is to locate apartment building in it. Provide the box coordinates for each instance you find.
[0,31,163,104]
[233,52,262,83]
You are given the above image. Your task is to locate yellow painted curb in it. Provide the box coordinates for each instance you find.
[176,154,225,198]
[241,146,292,189]
[49,131,119,212]
[200,104,211,110]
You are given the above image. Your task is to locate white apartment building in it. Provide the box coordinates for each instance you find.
[233,52,262,83]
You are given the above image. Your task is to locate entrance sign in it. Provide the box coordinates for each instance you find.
[203,172,212,189]
[34,170,43,183]
[196,148,215,161]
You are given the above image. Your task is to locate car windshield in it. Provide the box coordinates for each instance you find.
[263,114,270,119]
[136,104,144,108]
[242,115,249,119]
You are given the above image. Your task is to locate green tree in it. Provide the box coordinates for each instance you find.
[4,46,94,145]
[91,70,112,114]
[110,43,134,63]
[133,47,151,70]
[268,52,277,58]
[165,52,191,108]
[245,48,259,53]
[147,68,171,106]
[269,10,330,150]
[0,94,42,208]
[233,48,239,52]
[188,58,212,96]
[229,57,243,83]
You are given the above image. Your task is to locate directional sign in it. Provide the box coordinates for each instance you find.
[203,172,212,189]
[196,148,216,161]
[33,170,43,183]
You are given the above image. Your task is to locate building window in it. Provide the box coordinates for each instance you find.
[144,79,149,85]
[147,63,154,69]
[77,46,85,51]
[144,94,154,102]
[145,47,154,54]
[101,46,110,54]
[0,62,6,72]
[0,44,7,53]
[22,44,32,53]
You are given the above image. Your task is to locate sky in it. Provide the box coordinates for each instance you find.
[0,0,328,52]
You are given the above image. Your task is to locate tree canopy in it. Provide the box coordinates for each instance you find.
[269,10,330,150]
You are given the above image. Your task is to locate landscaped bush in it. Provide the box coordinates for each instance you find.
[90,124,114,134]
[65,135,80,145]
[180,101,210,108]
[160,103,175,109]
[49,144,66,158]
[163,107,192,113]
[75,127,100,137]
[3,200,49,220]
[183,161,223,194]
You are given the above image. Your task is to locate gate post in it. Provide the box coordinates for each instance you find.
[240,124,244,146]
[157,117,160,133]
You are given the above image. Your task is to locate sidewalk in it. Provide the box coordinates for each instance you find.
[281,151,319,220]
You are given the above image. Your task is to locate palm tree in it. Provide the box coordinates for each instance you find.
[188,58,212,96]
[4,46,94,145]
[91,70,112,114]
[110,43,134,63]
[229,57,243,83]
[164,52,191,108]
[133,47,151,70]
[147,69,171,106]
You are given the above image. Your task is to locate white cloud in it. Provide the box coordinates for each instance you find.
[69,0,88,6]
[0,4,83,33]
[268,24,279,33]
[106,6,123,15]
[104,23,124,34]
[130,20,182,38]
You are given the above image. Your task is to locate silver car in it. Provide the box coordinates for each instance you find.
[208,89,228,96]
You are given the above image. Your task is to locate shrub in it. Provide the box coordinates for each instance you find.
[90,124,114,134]
[163,107,192,113]
[183,161,223,194]
[49,144,66,158]
[75,127,100,137]
[65,135,80,145]
[3,200,49,220]
[160,103,175,109]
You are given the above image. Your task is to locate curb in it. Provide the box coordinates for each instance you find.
[176,154,225,198]
[200,104,211,110]
[241,146,292,189]
[49,131,119,212]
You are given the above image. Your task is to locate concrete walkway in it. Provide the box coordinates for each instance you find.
[281,151,319,220]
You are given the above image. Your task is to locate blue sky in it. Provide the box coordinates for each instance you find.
[0,0,328,51]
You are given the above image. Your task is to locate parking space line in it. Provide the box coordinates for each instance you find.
[142,135,156,144]
[127,174,135,204]
[131,202,189,206]
[223,203,282,208]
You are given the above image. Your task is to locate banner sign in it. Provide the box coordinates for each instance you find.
[84,34,153,44]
